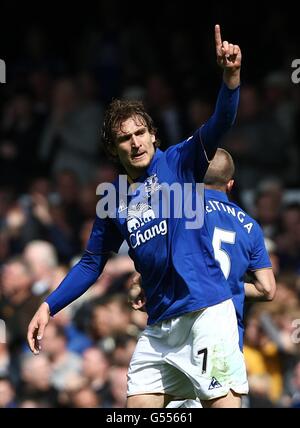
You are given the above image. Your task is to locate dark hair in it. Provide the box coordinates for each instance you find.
[102,99,159,160]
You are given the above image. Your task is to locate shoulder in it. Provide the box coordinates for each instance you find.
[244,212,263,234]
[228,201,259,236]
[240,210,265,242]
[164,133,199,157]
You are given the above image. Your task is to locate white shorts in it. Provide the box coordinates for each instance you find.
[166,399,202,408]
[127,299,248,401]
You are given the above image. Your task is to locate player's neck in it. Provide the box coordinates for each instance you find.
[127,170,146,185]
[205,185,226,193]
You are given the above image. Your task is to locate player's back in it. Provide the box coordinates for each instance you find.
[204,188,270,348]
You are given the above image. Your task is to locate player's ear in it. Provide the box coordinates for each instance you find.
[151,133,156,144]
[227,179,234,192]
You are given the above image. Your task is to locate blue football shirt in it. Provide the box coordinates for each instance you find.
[87,140,233,324]
[204,188,272,348]
[46,83,240,324]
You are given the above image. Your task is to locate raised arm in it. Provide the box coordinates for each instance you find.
[200,25,242,160]
[159,25,242,181]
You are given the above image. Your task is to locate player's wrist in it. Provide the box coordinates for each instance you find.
[42,301,51,315]
[223,69,241,90]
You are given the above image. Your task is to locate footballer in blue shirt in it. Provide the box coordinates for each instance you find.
[130,148,276,348]
[203,149,276,347]
[130,148,276,408]
[28,25,247,408]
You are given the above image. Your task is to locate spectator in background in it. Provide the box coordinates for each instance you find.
[0,376,17,408]
[28,69,52,117]
[264,238,280,277]
[145,73,184,150]
[19,397,50,408]
[58,373,88,408]
[53,170,84,248]
[89,293,137,353]
[0,257,42,355]
[81,347,111,404]
[186,97,212,132]
[222,85,290,189]
[254,191,281,239]
[4,188,78,262]
[23,240,58,295]
[262,71,299,186]
[93,160,118,187]
[112,334,137,368]
[276,203,300,271]
[78,183,100,221]
[290,362,300,408]
[0,344,10,377]
[41,321,82,391]
[0,231,10,268]
[243,308,283,404]
[0,90,45,191]
[108,366,128,408]
[26,195,79,262]
[39,78,103,184]
[49,300,93,355]
[273,273,300,310]
[69,384,100,408]
[18,353,59,407]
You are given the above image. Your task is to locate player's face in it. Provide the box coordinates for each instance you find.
[113,116,156,179]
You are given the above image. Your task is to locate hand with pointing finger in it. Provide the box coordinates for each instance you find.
[215,24,241,89]
[27,302,50,355]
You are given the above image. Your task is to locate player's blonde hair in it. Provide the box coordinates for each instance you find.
[204,148,235,188]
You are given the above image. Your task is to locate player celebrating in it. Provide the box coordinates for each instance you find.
[130,148,276,408]
[28,25,247,408]
[130,148,276,349]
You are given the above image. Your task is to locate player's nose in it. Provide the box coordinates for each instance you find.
[131,135,140,148]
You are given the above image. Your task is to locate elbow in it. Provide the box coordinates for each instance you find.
[264,283,276,301]
[264,293,274,302]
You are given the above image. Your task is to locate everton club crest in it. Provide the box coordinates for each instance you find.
[144,174,161,197]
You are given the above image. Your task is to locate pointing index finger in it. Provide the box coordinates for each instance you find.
[215,24,222,49]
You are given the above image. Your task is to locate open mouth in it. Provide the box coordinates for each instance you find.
[132,152,146,161]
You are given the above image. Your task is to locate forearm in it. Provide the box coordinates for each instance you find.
[200,82,239,159]
[45,251,108,315]
[244,282,274,301]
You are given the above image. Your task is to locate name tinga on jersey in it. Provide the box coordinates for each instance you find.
[206,200,253,233]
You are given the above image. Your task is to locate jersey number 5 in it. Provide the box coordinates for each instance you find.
[212,227,236,279]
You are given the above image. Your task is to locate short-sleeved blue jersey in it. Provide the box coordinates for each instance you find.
[204,188,272,348]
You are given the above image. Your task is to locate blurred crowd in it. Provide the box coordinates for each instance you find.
[0,0,300,408]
